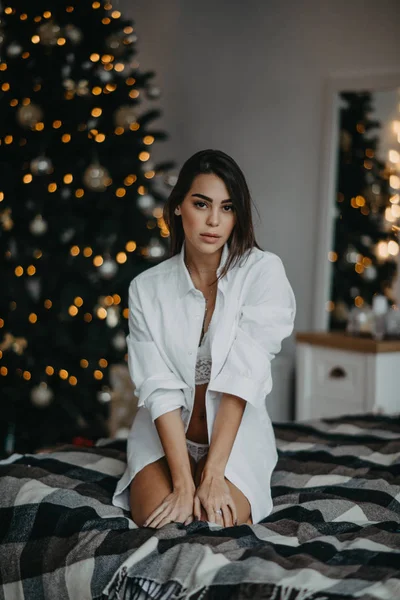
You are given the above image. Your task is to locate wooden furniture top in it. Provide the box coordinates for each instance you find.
[296,331,400,354]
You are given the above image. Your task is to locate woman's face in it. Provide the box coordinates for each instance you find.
[178,173,236,255]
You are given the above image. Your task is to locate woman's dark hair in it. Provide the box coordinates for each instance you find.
[163,149,262,285]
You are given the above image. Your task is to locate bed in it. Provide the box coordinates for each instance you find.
[0,413,399,600]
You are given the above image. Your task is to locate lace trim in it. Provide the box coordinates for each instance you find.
[195,356,211,384]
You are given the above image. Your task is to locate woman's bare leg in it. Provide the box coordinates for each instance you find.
[194,455,252,525]
[130,453,196,527]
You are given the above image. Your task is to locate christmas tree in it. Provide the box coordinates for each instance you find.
[329,91,398,330]
[0,1,174,456]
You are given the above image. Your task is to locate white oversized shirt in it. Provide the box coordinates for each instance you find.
[112,240,296,524]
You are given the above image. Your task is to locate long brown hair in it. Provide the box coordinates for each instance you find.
[163,149,262,286]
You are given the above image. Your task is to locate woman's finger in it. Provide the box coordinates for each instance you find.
[156,515,174,529]
[146,505,169,528]
[214,508,224,526]
[144,503,167,527]
[193,496,202,521]
[184,515,194,526]
[221,504,233,527]
[227,499,238,526]
[204,504,215,523]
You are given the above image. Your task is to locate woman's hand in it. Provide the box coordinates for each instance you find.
[143,483,196,528]
[193,473,237,527]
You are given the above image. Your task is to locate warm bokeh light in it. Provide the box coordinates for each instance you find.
[93,255,103,267]
[97,307,107,319]
[355,296,364,307]
[116,252,127,264]
[390,175,400,189]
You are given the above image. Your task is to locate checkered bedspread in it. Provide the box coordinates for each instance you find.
[0,414,399,600]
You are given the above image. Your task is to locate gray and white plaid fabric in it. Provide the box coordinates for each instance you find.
[1,414,399,600]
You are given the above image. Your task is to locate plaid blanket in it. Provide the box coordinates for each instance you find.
[0,414,399,600]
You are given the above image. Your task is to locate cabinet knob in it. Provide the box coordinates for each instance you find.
[328,366,347,379]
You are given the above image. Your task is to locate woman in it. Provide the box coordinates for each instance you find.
[112,149,296,528]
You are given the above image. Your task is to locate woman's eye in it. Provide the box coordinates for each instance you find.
[194,201,234,211]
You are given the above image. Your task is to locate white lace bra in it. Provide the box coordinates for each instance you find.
[195,326,212,385]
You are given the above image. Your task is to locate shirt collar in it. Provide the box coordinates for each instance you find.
[177,239,230,298]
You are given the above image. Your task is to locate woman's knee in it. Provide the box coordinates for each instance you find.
[129,457,173,526]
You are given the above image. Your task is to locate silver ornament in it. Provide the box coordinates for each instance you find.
[97,387,112,403]
[60,228,75,243]
[61,64,72,78]
[146,85,161,99]
[147,237,166,260]
[98,69,113,83]
[26,278,41,301]
[7,42,22,57]
[361,235,372,246]
[38,20,61,46]
[106,305,120,327]
[16,103,43,128]
[106,33,125,56]
[164,174,178,187]
[30,155,53,175]
[363,265,377,281]
[83,163,110,192]
[61,188,71,199]
[99,257,118,279]
[64,24,83,45]
[345,245,359,264]
[31,383,54,408]
[114,105,138,128]
[112,332,126,351]
[29,214,48,235]
[137,194,155,215]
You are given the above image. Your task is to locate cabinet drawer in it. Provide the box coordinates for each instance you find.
[308,394,364,418]
[310,347,366,407]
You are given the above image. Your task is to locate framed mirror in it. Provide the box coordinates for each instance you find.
[313,69,400,332]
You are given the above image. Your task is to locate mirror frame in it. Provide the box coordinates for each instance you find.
[313,68,400,331]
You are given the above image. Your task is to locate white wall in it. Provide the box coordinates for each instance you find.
[120,0,400,356]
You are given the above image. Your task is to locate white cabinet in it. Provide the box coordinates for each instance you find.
[295,332,400,421]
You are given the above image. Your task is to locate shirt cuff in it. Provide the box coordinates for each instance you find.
[208,370,271,408]
[145,389,186,422]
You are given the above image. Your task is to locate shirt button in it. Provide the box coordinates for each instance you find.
[195,315,200,319]
[188,351,193,355]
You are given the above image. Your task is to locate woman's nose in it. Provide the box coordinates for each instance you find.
[207,211,220,225]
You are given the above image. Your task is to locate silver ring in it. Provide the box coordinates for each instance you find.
[215,509,222,515]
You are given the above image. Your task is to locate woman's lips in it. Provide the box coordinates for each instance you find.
[200,234,220,243]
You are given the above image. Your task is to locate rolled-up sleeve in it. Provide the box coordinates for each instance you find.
[208,254,296,409]
[126,278,189,422]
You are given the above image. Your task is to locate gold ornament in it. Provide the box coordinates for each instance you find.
[63,78,89,97]
[0,333,28,355]
[1,208,14,231]
[38,20,61,46]
[114,105,138,128]
[83,162,110,191]
[16,103,43,128]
